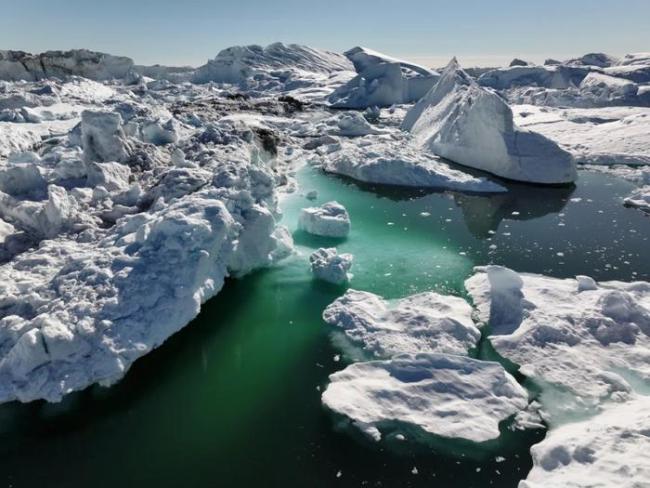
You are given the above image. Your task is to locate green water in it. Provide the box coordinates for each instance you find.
[0,167,648,487]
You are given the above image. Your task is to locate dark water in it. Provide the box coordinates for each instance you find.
[0,167,647,488]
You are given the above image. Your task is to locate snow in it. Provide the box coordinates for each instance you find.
[513,105,650,165]
[521,395,650,488]
[309,247,353,285]
[465,266,650,422]
[322,353,529,443]
[402,59,576,184]
[322,289,480,358]
[298,201,351,238]
[328,47,439,108]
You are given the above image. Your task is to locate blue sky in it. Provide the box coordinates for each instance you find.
[2,0,649,67]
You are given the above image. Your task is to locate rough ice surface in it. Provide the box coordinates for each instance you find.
[623,185,650,213]
[521,395,650,488]
[322,289,480,358]
[0,72,299,402]
[513,105,650,165]
[402,59,576,184]
[465,266,650,421]
[192,42,354,96]
[328,47,439,108]
[309,247,353,285]
[298,201,351,238]
[316,134,506,193]
[322,353,529,443]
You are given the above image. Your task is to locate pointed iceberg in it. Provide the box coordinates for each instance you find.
[402,59,577,184]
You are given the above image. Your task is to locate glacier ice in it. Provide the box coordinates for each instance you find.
[309,247,353,285]
[298,201,351,238]
[465,266,650,420]
[402,59,576,184]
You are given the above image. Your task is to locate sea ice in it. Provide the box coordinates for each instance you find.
[322,289,480,357]
[322,353,529,442]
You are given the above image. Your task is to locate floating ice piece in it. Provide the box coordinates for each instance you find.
[402,59,576,184]
[322,353,528,442]
[323,289,480,357]
[521,395,650,488]
[299,201,351,238]
[318,135,506,193]
[309,247,353,285]
[623,185,650,213]
[465,266,650,421]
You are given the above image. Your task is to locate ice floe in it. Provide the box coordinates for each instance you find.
[465,266,650,421]
[322,289,480,357]
[322,353,529,442]
[521,395,650,488]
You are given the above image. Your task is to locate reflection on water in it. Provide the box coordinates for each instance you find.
[0,166,647,487]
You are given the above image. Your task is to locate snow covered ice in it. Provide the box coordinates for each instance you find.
[322,289,480,358]
[298,201,351,238]
[402,59,577,184]
[465,266,650,421]
[309,247,353,285]
[322,353,529,443]
[328,47,439,108]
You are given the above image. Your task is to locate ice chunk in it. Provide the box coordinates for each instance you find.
[336,112,382,137]
[402,59,576,184]
[318,135,506,193]
[623,185,650,213]
[323,289,480,357]
[322,353,528,442]
[465,266,650,421]
[86,162,132,192]
[521,396,650,488]
[0,163,47,197]
[298,201,351,238]
[309,247,353,285]
[81,110,131,163]
[329,48,439,109]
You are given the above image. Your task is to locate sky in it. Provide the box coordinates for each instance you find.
[2,0,649,68]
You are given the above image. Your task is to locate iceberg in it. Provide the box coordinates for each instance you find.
[329,47,439,108]
[309,247,353,285]
[298,201,351,238]
[402,59,576,184]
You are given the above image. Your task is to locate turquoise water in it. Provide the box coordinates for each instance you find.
[0,167,648,487]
